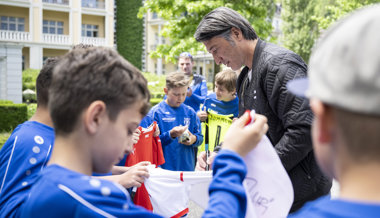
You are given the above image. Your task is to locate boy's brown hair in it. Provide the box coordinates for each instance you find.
[166,71,190,90]
[36,57,60,107]
[215,69,237,92]
[49,47,150,135]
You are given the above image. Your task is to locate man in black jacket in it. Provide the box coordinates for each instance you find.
[194,7,331,212]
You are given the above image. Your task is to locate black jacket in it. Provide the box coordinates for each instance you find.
[237,39,331,212]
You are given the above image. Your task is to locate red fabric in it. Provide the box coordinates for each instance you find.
[171,208,189,218]
[125,122,165,211]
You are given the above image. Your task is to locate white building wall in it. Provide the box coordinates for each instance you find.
[0,44,23,103]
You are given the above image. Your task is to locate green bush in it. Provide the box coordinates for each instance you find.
[0,100,13,104]
[0,132,11,150]
[0,103,28,132]
[150,98,161,107]
[22,69,39,92]
[142,72,166,93]
[27,103,37,119]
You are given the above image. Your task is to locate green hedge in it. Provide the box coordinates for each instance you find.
[150,98,161,107]
[22,69,39,91]
[116,0,143,69]
[0,100,13,104]
[0,132,11,149]
[0,103,28,132]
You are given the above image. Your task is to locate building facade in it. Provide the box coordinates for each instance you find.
[142,10,214,82]
[0,0,114,103]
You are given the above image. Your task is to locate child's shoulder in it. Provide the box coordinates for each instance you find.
[25,165,130,216]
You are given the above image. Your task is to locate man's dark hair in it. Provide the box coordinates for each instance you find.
[194,7,258,42]
[36,57,60,107]
[49,47,150,135]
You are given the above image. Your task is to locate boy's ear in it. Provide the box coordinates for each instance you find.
[310,99,334,143]
[164,87,168,95]
[84,100,107,134]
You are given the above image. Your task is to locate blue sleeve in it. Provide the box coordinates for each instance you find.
[203,149,247,218]
[139,116,153,128]
[190,113,203,147]
[190,80,208,107]
[160,130,175,146]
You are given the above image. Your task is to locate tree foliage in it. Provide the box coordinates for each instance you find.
[116,0,143,69]
[281,0,379,63]
[139,0,276,63]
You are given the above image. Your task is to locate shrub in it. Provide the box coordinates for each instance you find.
[22,69,39,92]
[142,72,166,93]
[0,100,13,104]
[27,103,37,119]
[150,98,161,107]
[0,132,11,150]
[0,103,28,132]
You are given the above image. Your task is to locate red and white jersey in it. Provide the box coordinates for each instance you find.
[125,122,165,211]
[126,122,165,167]
[144,166,212,218]
[144,136,294,218]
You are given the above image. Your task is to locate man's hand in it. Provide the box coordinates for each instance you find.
[195,151,217,171]
[169,125,188,138]
[222,112,268,157]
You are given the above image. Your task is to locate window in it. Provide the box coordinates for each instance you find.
[43,20,64,35]
[81,24,99,37]
[0,16,25,31]
[152,12,158,19]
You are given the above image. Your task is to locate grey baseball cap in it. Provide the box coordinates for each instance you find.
[287,4,380,116]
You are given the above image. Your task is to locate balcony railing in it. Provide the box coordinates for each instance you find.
[80,37,106,46]
[43,34,71,45]
[0,30,31,42]
[42,0,69,5]
[82,1,105,9]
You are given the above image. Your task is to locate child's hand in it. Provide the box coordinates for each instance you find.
[180,131,196,146]
[153,123,160,137]
[169,125,188,138]
[197,107,207,122]
[222,112,268,157]
[117,161,150,188]
[132,128,141,145]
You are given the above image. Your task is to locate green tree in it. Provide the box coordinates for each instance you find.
[139,0,276,64]
[315,0,379,30]
[281,0,326,63]
[116,0,143,69]
[281,0,379,63]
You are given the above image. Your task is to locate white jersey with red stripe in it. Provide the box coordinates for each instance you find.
[144,166,212,217]
[144,135,293,218]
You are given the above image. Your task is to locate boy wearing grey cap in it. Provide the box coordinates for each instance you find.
[287,4,380,217]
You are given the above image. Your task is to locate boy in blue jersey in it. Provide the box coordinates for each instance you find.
[287,5,380,217]
[0,49,149,218]
[178,52,208,112]
[146,71,203,171]
[197,68,239,121]
[0,58,58,218]
[20,46,269,217]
